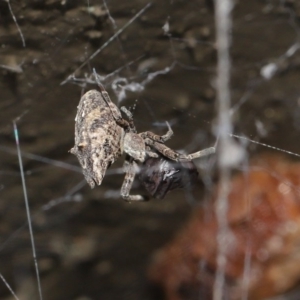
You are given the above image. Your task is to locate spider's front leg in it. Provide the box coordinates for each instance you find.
[146,140,215,162]
[121,158,149,201]
[140,122,173,143]
[146,146,159,158]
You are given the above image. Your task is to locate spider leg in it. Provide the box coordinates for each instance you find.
[180,146,215,160]
[145,139,215,162]
[121,158,149,201]
[140,121,173,143]
[93,70,131,130]
[120,106,137,132]
[147,150,159,158]
[144,146,159,158]
[100,88,130,129]
[120,106,133,120]
[161,122,173,142]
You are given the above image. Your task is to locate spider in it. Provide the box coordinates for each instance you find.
[70,82,215,201]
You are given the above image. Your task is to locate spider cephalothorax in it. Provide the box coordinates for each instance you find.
[70,83,215,201]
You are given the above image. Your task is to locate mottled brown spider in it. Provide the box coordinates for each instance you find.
[70,82,215,201]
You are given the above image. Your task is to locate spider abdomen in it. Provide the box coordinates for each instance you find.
[70,90,123,188]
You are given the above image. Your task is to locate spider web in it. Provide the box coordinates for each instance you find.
[1,0,300,299]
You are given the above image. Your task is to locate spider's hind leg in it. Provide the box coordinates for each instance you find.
[93,70,131,130]
[120,106,136,132]
[101,89,130,129]
[120,106,133,120]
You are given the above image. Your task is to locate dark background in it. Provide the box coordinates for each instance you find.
[1,0,300,299]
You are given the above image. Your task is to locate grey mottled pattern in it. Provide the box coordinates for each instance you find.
[70,90,123,188]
